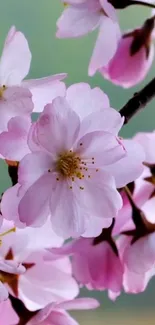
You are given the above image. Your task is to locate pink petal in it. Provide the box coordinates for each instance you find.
[104,139,145,188]
[28,122,42,152]
[28,309,79,325]
[123,265,155,294]
[82,216,112,238]
[0,86,33,133]
[123,233,155,273]
[56,6,101,38]
[23,74,67,113]
[0,26,31,85]
[0,116,31,161]
[1,184,26,227]
[19,256,79,310]
[66,83,110,120]
[89,16,120,76]
[135,131,155,164]
[80,170,122,219]
[18,151,52,186]
[88,242,123,292]
[36,97,80,155]
[0,215,3,228]
[100,0,118,21]
[58,298,100,310]
[76,131,126,166]
[0,259,25,274]
[19,173,52,227]
[50,180,87,238]
[79,109,124,138]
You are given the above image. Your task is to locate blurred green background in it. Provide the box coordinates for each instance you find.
[0,0,155,324]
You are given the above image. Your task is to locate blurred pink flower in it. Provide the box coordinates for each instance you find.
[27,298,99,325]
[113,131,155,274]
[56,0,120,76]
[0,220,78,311]
[50,235,123,295]
[0,248,25,302]
[101,17,155,87]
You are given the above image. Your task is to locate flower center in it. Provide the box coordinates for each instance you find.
[0,271,18,285]
[0,85,6,99]
[56,151,82,179]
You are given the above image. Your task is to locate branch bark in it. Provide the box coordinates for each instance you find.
[119,77,155,124]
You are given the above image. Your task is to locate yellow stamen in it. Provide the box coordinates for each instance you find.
[0,85,6,99]
[0,227,16,238]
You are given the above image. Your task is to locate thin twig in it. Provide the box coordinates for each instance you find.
[130,0,155,9]
[119,77,155,124]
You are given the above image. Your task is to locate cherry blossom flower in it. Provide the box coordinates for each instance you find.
[0,220,78,311]
[56,0,120,76]
[0,299,19,324]
[13,97,127,238]
[1,84,145,238]
[27,298,99,325]
[0,25,66,126]
[101,16,155,87]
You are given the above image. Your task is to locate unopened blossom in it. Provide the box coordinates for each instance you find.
[57,0,120,76]
[0,25,66,126]
[0,220,78,311]
[27,298,99,325]
[0,299,19,324]
[101,16,155,87]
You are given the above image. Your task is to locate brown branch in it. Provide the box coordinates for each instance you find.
[109,0,155,9]
[9,295,37,325]
[119,77,155,124]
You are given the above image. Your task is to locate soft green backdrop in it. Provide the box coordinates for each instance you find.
[0,1,155,324]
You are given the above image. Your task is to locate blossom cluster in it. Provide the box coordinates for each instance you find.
[57,0,155,87]
[1,0,155,323]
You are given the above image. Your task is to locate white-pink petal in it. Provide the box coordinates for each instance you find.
[0,26,31,86]
[66,83,110,120]
[88,16,120,76]
[104,139,145,188]
[0,116,31,161]
[19,173,51,227]
[36,97,80,155]
[23,74,67,113]
[56,6,101,38]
